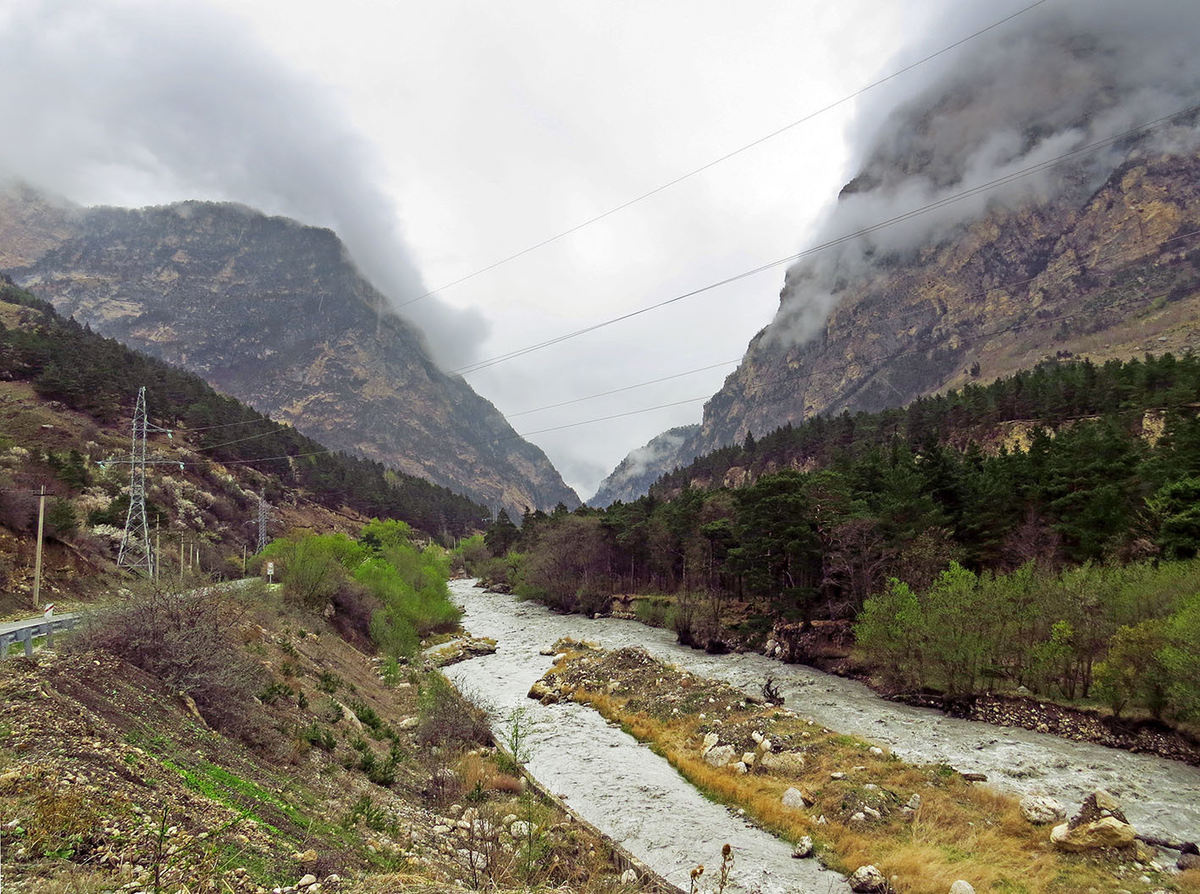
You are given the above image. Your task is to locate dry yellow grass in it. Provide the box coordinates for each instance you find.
[563,661,1183,894]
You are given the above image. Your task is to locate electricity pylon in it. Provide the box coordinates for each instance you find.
[103,387,176,576]
[257,496,269,553]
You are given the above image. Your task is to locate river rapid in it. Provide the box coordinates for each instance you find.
[444,580,1200,890]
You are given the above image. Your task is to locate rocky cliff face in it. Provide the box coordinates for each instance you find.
[1,193,579,514]
[597,10,1200,499]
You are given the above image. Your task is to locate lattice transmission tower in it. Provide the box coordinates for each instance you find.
[257,497,269,553]
[106,387,175,576]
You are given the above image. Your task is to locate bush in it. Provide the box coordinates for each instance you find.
[416,672,491,748]
[72,581,266,744]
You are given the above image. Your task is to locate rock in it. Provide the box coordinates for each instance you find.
[906,794,921,811]
[1178,852,1200,871]
[751,731,764,744]
[527,680,558,704]
[322,876,340,889]
[781,787,810,810]
[1050,816,1136,852]
[620,868,638,884]
[734,762,748,774]
[741,752,756,766]
[701,732,720,755]
[949,882,975,894]
[850,811,868,825]
[961,772,988,782]
[1019,795,1066,825]
[704,744,736,768]
[510,821,534,839]
[0,771,19,792]
[758,751,806,775]
[298,875,317,888]
[869,746,884,756]
[849,865,888,893]
[862,807,882,821]
[830,771,846,780]
[792,836,814,858]
[294,849,318,866]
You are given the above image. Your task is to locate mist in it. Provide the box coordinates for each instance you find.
[0,0,487,368]
[767,0,1200,350]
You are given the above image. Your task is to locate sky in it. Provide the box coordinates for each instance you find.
[0,0,1062,499]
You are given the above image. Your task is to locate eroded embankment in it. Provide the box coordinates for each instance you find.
[448,580,1200,850]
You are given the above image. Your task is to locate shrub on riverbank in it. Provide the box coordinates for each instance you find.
[856,559,1200,720]
[261,520,459,658]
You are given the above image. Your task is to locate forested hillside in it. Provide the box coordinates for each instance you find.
[472,354,1200,725]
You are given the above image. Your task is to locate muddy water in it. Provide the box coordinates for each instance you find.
[445,580,850,894]
[446,581,1200,854]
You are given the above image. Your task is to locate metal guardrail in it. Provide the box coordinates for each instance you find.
[0,615,80,660]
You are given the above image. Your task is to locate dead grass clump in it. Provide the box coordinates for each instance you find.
[416,672,491,748]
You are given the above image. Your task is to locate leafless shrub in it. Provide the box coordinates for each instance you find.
[71,578,268,745]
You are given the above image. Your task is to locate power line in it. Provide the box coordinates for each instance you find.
[399,0,1053,307]
[475,228,1200,444]
[506,359,741,418]
[451,102,1200,377]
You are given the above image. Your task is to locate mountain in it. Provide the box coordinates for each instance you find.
[589,424,698,507]
[595,10,1200,499]
[0,188,579,515]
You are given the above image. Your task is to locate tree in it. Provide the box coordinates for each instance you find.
[484,508,519,555]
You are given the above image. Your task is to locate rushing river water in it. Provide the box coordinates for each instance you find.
[445,580,1200,890]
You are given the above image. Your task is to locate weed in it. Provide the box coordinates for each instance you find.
[260,682,295,705]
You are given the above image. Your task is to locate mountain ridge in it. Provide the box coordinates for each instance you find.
[0,188,580,516]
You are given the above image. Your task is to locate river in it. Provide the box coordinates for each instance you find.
[444,580,1200,890]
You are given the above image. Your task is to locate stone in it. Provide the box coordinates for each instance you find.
[701,732,720,755]
[527,680,558,704]
[294,849,318,866]
[1019,795,1066,825]
[862,807,882,821]
[322,876,340,889]
[298,875,317,888]
[741,752,756,766]
[849,864,887,893]
[1178,852,1200,871]
[1092,789,1121,814]
[1050,816,1136,852]
[830,771,846,780]
[734,762,748,774]
[949,882,975,894]
[791,836,814,858]
[620,868,638,884]
[869,746,884,756]
[758,751,805,775]
[850,811,868,825]
[781,787,809,810]
[704,744,737,768]
[510,821,534,839]
[906,794,921,811]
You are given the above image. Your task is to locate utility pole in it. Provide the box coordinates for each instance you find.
[179,539,185,581]
[32,485,46,610]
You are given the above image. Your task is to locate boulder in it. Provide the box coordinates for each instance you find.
[1178,851,1200,871]
[527,680,559,704]
[1019,794,1066,825]
[791,836,814,859]
[849,865,888,893]
[949,883,975,894]
[704,744,736,768]
[701,732,720,755]
[298,875,318,888]
[1050,816,1136,852]
[781,787,811,810]
[758,751,806,775]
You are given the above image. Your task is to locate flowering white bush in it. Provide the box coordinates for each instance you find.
[90,524,124,545]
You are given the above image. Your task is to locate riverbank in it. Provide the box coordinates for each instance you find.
[450,580,1200,848]
[534,641,1200,894]
[599,593,1200,769]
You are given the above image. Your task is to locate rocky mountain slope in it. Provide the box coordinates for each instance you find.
[595,11,1200,501]
[0,188,579,516]
[589,424,698,507]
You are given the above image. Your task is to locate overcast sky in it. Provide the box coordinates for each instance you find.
[0,0,1057,498]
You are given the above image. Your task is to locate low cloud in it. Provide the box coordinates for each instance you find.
[0,0,487,367]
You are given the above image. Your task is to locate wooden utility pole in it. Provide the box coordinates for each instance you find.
[180,539,185,580]
[242,544,247,577]
[154,516,161,581]
[32,485,46,610]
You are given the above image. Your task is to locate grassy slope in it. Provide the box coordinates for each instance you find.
[0,581,632,894]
